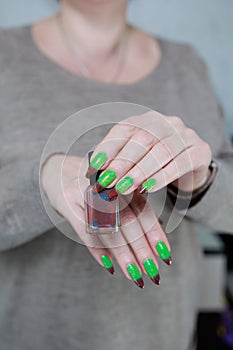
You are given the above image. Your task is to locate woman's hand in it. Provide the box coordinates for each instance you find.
[41,154,171,289]
[86,111,212,194]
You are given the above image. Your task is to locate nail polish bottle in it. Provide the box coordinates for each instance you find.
[84,152,120,234]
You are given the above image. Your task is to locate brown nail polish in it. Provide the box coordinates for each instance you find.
[92,182,105,194]
[137,186,147,195]
[107,266,115,275]
[150,274,160,285]
[134,278,144,289]
[106,188,118,201]
[163,257,172,266]
[85,165,98,178]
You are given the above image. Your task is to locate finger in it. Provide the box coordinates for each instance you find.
[138,146,199,193]
[120,202,161,285]
[98,129,157,190]
[85,122,138,177]
[99,226,145,289]
[115,132,192,194]
[131,194,172,266]
[64,202,116,275]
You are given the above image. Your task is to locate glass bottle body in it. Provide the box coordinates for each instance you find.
[84,185,120,234]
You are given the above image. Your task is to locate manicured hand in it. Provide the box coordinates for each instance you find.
[86,111,212,194]
[41,154,171,289]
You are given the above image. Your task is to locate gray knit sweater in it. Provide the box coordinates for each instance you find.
[0,26,232,350]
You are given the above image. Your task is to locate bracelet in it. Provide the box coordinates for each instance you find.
[167,160,218,210]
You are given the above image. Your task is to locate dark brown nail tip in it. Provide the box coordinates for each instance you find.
[151,274,160,285]
[107,267,115,275]
[106,188,118,201]
[137,186,147,195]
[85,166,98,178]
[92,182,105,194]
[134,278,144,289]
[163,257,172,266]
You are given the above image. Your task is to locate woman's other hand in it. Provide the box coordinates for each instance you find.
[41,154,171,289]
[86,111,212,195]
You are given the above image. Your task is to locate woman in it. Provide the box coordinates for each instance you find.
[0,0,232,349]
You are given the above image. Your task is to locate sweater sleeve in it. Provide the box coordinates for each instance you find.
[0,149,59,252]
[184,138,233,233]
[175,56,233,233]
[0,111,111,252]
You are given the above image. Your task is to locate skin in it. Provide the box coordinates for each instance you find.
[31,0,161,84]
[92,111,212,194]
[39,0,212,286]
[41,154,168,286]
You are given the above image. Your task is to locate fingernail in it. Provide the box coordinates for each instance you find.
[151,275,161,285]
[127,263,144,289]
[143,258,160,285]
[93,169,116,193]
[116,177,134,194]
[104,188,118,201]
[155,241,172,266]
[139,178,157,194]
[97,188,118,201]
[86,152,107,177]
[101,255,115,275]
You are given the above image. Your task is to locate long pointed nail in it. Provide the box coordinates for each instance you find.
[127,263,144,289]
[134,278,144,289]
[92,182,105,194]
[164,257,172,266]
[101,255,115,275]
[115,177,134,194]
[155,241,172,266]
[150,274,160,285]
[143,258,160,286]
[151,275,160,286]
[86,152,107,178]
[93,169,116,193]
[107,266,115,275]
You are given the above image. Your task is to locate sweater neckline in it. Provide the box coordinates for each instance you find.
[25,25,167,89]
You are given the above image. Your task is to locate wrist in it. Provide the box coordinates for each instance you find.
[167,160,218,210]
[41,153,66,208]
[41,153,84,208]
[193,167,212,191]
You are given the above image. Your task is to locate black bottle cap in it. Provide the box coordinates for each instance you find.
[88,151,101,185]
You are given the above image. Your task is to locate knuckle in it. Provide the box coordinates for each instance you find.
[134,130,155,148]
[196,142,212,167]
[113,157,133,169]
[184,127,197,140]
[134,244,148,259]
[170,116,184,128]
[202,141,212,157]
[118,122,137,135]
[152,143,170,161]
[114,248,131,262]
[145,226,158,238]
[113,249,125,261]
[162,165,176,184]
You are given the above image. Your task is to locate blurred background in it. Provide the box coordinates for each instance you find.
[1,1,232,348]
